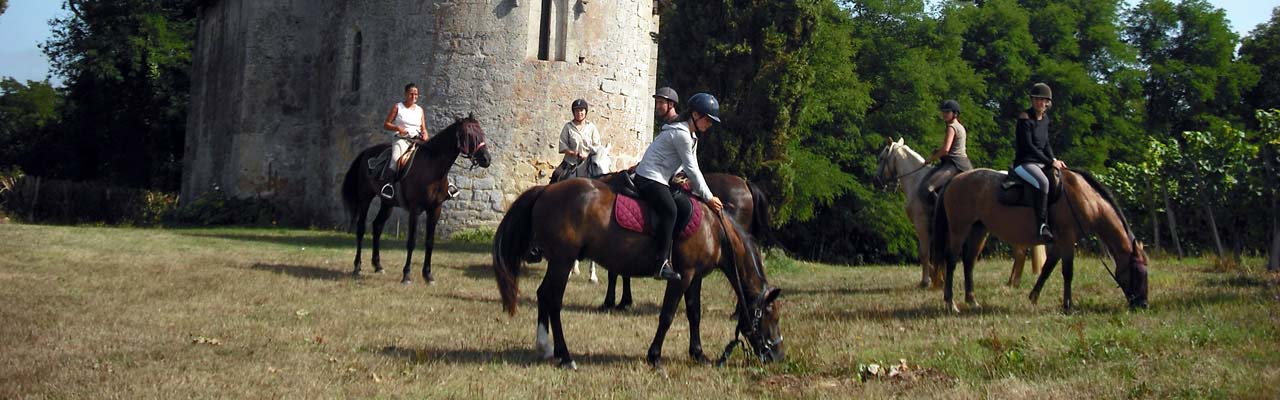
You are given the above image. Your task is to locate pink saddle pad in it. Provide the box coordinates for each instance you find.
[613,195,702,239]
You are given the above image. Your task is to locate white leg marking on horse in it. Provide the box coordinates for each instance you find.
[589,262,598,283]
[571,260,580,276]
[536,323,553,360]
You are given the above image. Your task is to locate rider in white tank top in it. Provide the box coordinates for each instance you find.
[393,102,424,138]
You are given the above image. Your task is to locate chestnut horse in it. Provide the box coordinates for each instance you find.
[875,137,1045,288]
[493,179,784,369]
[341,115,491,284]
[930,168,1149,313]
[597,172,776,311]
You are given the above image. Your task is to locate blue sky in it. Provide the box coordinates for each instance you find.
[1,0,1277,87]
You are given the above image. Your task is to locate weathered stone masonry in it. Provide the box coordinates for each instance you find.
[183,0,659,234]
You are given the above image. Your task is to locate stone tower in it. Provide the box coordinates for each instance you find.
[182,0,660,233]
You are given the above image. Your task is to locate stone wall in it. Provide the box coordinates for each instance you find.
[183,0,659,234]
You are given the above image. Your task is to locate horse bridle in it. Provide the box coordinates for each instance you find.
[712,209,778,366]
[876,144,930,190]
[1059,168,1140,293]
[453,120,487,170]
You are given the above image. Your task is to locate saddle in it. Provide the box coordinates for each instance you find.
[606,172,702,239]
[997,167,1063,207]
[366,142,418,181]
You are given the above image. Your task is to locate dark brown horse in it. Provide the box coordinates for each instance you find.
[493,179,783,369]
[930,168,1149,313]
[342,115,491,284]
[598,173,776,311]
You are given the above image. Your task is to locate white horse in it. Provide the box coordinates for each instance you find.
[565,143,614,283]
[876,137,1045,288]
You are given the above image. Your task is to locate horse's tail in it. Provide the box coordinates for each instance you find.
[745,179,781,250]
[340,155,364,231]
[493,185,547,316]
[930,188,950,268]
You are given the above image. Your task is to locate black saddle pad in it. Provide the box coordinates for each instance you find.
[998,167,1062,207]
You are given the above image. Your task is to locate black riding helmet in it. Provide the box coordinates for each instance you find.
[687,93,720,123]
[571,98,589,110]
[1030,83,1052,100]
[939,99,961,114]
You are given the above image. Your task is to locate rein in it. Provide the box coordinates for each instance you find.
[1059,169,1124,290]
[711,208,767,367]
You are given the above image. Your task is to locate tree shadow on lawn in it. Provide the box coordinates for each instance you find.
[379,345,637,366]
[178,230,488,254]
[251,262,350,280]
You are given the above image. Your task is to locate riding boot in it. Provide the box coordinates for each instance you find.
[1032,190,1054,242]
[653,258,682,281]
[379,165,398,200]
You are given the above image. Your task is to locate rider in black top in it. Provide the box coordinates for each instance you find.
[1013,82,1067,242]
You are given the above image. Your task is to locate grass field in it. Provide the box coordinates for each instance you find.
[1,223,1277,398]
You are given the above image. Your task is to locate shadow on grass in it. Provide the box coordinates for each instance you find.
[435,291,663,315]
[832,303,1016,321]
[177,230,489,254]
[250,263,349,280]
[785,285,902,297]
[379,345,637,366]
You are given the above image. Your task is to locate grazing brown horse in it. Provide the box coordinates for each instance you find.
[493,179,784,369]
[341,115,491,284]
[930,168,1149,313]
[598,173,776,311]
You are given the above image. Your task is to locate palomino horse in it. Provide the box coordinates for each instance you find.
[341,115,491,284]
[493,179,783,369]
[930,168,1149,312]
[597,173,776,311]
[875,137,1045,288]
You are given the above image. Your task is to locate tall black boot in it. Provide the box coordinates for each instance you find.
[652,248,681,281]
[1032,190,1054,242]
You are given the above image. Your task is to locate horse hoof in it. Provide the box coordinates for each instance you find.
[559,360,578,370]
[691,353,712,365]
[946,302,960,314]
[597,303,615,312]
[401,280,411,285]
[616,301,632,311]
[967,300,981,309]
[589,275,599,284]
[918,280,930,289]
[1029,292,1040,305]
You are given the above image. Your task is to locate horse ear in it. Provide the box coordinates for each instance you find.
[895,137,904,146]
[764,287,782,305]
[883,136,892,146]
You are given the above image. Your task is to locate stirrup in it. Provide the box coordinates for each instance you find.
[447,183,460,199]
[1037,223,1055,242]
[653,259,682,281]
[380,183,395,200]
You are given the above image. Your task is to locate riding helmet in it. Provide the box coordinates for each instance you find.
[653,87,679,104]
[571,98,589,110]
[1030,83,1053,100]
[687,93,721,123]
[939,99,961,114]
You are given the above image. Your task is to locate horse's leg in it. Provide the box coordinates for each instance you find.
[400,210,422,284]
[962,233,984,309]
[1061,253,1076,313]
[420,205,442,283]
[571,260,580,276]
[684,277,711,364]
[535,289,554,360]
[943,238,961,313]
[599,271,618,311]
[352,198,372,277]
[915,227,933,289]
[647,275,691,369]
[589,261,598,283]
[1031,245,1046,275]
[370,203,393,273]
[1029,249,1063,305]
[539,260,576,369]
[1009,246,1027,287]
[618,275,633,310]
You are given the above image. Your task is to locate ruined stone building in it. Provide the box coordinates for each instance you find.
[182,0,661,233]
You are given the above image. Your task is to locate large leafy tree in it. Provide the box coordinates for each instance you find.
[0,79,63,170]
[1240,7,1280,114]
[41,0,195,189]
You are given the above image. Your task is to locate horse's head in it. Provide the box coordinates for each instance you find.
[456,113,491,168]
[1117,240,1150,309]
[874,137,905,189]
[584,143,613,177]
[740,285,785,363]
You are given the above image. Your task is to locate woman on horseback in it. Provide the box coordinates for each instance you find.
[550,99,601,183]
[1014,82,1068,242]
[380,83,427,200]
[921,99,973,204]
[634,92,724,281]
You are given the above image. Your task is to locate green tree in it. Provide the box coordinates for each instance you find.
[0,78,63,170]
[41,0,195,189]
[1,0,8,16]
[1125,0,1259,135]
[1240,8,1280,113]
[1257,109,1280,271]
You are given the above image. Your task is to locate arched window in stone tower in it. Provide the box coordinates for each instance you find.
[532,0,569,61]
[351,31,363,90]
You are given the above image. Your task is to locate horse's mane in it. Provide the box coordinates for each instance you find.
[721,209,767,288]
[1070,169,1135,242]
